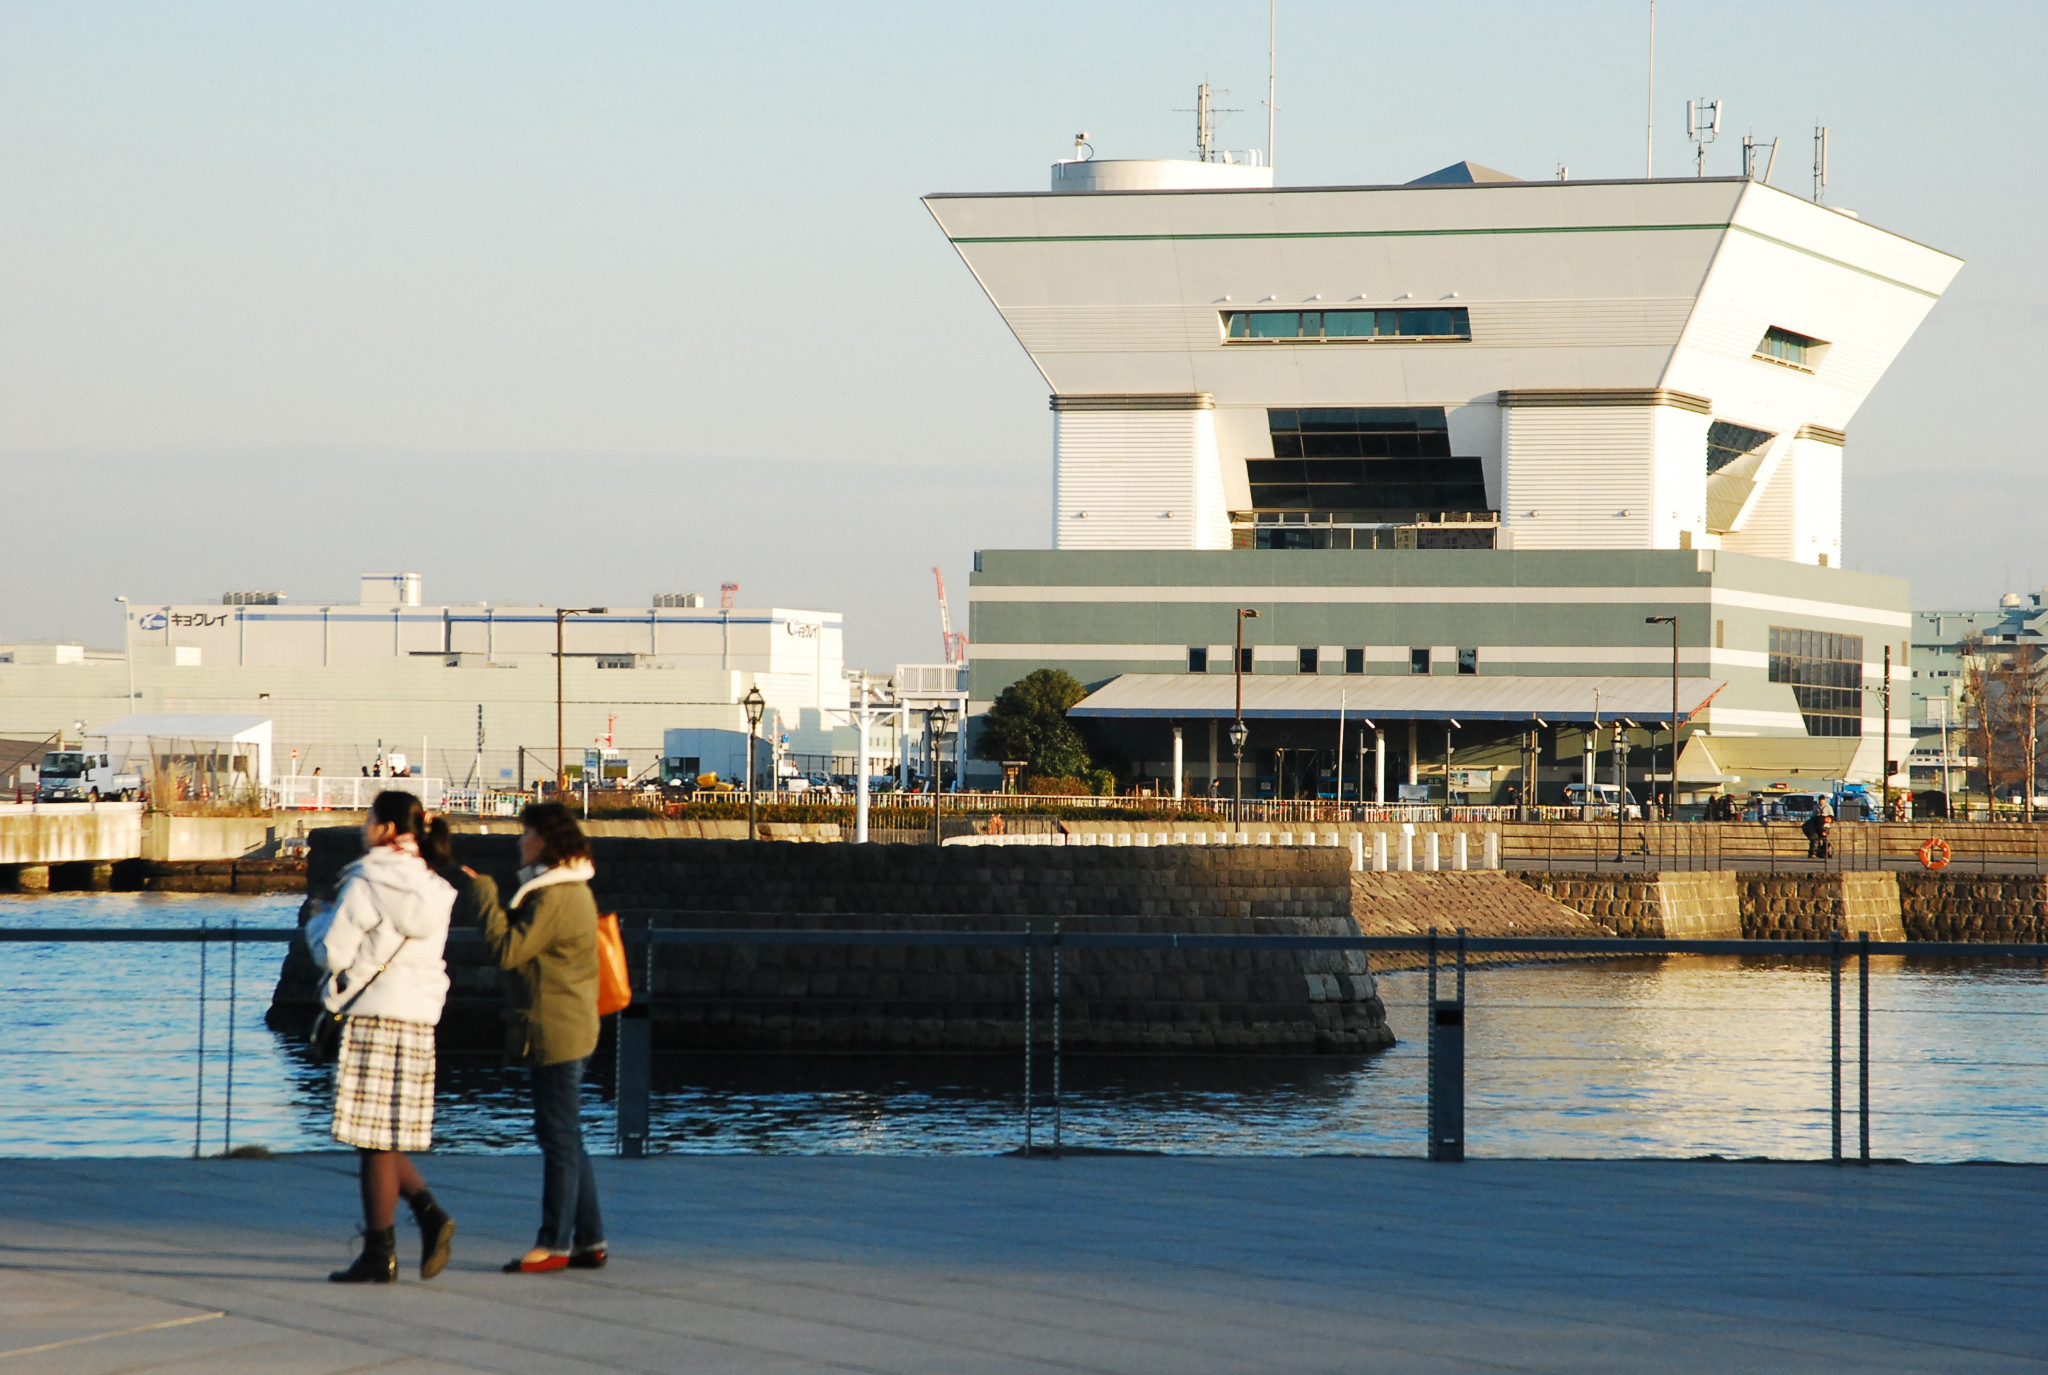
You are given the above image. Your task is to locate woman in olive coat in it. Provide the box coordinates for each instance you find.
[460,802,607,1273]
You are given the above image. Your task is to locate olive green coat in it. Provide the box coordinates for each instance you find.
[459,862,600,1066]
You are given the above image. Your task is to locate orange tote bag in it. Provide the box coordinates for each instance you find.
[595,912,632,1016]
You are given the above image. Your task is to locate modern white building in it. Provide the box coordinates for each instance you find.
[933,151,1957,801]
[926,160,1961,565]
[0,576,855,787]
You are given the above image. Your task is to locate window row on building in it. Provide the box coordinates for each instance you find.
[1223,307,1472,342]
[1187,646,1479,675]
[1768,625,1865,737]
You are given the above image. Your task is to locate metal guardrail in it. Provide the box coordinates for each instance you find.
[4,925,2044,1163]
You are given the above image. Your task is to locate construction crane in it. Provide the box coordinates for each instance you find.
[933,567,968,665]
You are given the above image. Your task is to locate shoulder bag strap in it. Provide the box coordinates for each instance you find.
[329,933,413,1015]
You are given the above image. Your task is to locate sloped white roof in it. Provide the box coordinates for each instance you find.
[90,714,271,741]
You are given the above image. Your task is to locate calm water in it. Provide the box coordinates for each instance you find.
[3,893,2044,1161]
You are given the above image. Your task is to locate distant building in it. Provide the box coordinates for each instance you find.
[1908,592,2048,800]
[0,574,857,787]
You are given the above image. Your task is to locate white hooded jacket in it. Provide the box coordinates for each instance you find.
[306,843,454,1025]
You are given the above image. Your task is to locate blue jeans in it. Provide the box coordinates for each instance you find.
[530,1058,604,1252]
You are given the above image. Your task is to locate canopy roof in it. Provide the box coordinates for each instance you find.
[89,713,271,741]
[1068,674,1723,725]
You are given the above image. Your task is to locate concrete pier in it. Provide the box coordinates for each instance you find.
[3,1156,2040,1372]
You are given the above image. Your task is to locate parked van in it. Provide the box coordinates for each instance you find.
[1563,783,1641,819]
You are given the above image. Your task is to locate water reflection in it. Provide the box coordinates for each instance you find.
[3,894,2043,1161]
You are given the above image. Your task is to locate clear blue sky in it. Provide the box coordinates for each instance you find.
[2,1,2041,667]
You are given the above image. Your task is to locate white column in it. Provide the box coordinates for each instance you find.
[1424,832,1441,872]
[1484,832,1501,869]
[1172,725,1184,801]
[1398,828,1414,871]
[1349,832,1365,871]
[1373,832,1389,871]
[1374,726,1386,804]
[1454,833,1469,871]
[1406,721,1419,787]
[855,703,871,843]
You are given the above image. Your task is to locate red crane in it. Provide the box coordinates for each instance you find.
[933,567,968,665]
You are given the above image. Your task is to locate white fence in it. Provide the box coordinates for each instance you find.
[269,776,446,811]
[943,827,1502,872]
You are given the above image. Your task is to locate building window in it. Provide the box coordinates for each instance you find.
[1707,420,1775,474]
[1298,647,1318,674]
[1225,307,1472,343]
[1345,647,1365,675]
[1410,648,1431,675]
[1187,646,1208,674]
[1240,646,1254,673]
[1754,326,1820,368]
[1457,648,1478,676]
[1254,408,1488,516]
[1769,626,1864,737]
[595,655,637,669]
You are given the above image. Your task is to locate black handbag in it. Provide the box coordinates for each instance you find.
[308,935,411,1064]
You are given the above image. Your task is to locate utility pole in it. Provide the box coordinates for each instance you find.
[555,606,607,793]
[1234,609,1260,825]
[1882,643,1894,820]
[1647,616,1678,818]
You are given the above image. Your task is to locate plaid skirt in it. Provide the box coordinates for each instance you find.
[332,1015,436,1152]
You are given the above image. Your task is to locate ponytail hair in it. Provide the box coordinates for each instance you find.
[369,789,454,870]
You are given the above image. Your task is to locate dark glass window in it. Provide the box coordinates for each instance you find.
[1255,407,1486,514]
[1240,646,1254,673]
[1707,420,1776,474]
[1345,647,1365,674]
[1298,646,1318,674]
[1187,646,1208,674]
[1769,626,1864,737]
[1458,648,1478,676]
[1222,307,1472,343]
[1756,326,1819,367]
[1410,648,1431,675]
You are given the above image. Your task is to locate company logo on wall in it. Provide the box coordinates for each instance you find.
[139,613,169,631]
[784,621,821,639]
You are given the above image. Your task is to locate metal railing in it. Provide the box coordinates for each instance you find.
[2,925,2043,1161]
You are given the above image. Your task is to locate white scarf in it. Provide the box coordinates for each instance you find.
[509,857,596,910]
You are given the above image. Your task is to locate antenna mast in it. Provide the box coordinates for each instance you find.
[1813,122,1828,202]
[1644,0,1655,178]
[1264,0,1277,171]
[1686,98,1721,177]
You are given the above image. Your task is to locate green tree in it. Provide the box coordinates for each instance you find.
[974,668,1093,780]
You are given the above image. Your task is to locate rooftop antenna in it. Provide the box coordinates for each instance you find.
[1556,161,1569,182]
[1812,122,1828,202]
[1176,83,1241,162]
[1263,0,1278,172]
[1073,131,1093,161]
[1686,97,1722,177]
[720,582,738,609]
[1741,133,1780,183]
[1644,0,1655,178]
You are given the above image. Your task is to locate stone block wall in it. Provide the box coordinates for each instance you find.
[1896,874,2048,942]
[1512,872,1741,938]
[1738,873,1904,940]
[270,831,1388,1056]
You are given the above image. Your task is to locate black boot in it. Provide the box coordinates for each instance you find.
[409,1190,456,1280]
[330,1226,397,1283]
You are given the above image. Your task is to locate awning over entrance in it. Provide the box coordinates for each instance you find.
[1675,735,1862,783]
[1068,674,1725,724]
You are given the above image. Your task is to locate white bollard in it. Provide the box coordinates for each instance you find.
[1424,831,1441,871]
[1116,832,1132,847]
[1484,832,1500,869]
[1279,831,1295,846]
[1234,831,1250,846]
[1454,832,1469,871]
[1133,832,1149,847]
[1399,831,1414,871]
[1349,832,1366,872]
[1172,832,1186,845]
[1373,832,1389,871]
[1322,831,1339,848]
[1257,831,1273,846]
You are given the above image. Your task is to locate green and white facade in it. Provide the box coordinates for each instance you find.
[931,156,1953,799]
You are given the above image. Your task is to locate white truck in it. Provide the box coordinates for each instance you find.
[37,748,142,802]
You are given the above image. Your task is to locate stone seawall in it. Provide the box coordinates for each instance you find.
[268,831,1392,1055]
[1513,872,1743,938]
[1896,874,2047,942]
[1351,872,1607,968]
[1740,873,1904,941]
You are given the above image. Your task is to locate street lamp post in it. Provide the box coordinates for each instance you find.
[1233,609,1260,826]
[742,685,766,841]
[1646,616,1678,820]
[555,606,608,797]
[926,704,951,846]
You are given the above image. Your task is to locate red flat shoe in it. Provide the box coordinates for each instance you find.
[568,1247,608,1270]
[502,1251,569,1274]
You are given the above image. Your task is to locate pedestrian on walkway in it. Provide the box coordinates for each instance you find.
[306,790,457,1284]
[456,801,608,1274]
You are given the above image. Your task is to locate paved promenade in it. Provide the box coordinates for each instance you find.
[2,1154,2042,1373]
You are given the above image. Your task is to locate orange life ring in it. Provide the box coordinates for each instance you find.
[1918,837,1952,870]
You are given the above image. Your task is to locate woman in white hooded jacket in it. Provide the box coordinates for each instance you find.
[306,790,457,1284]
